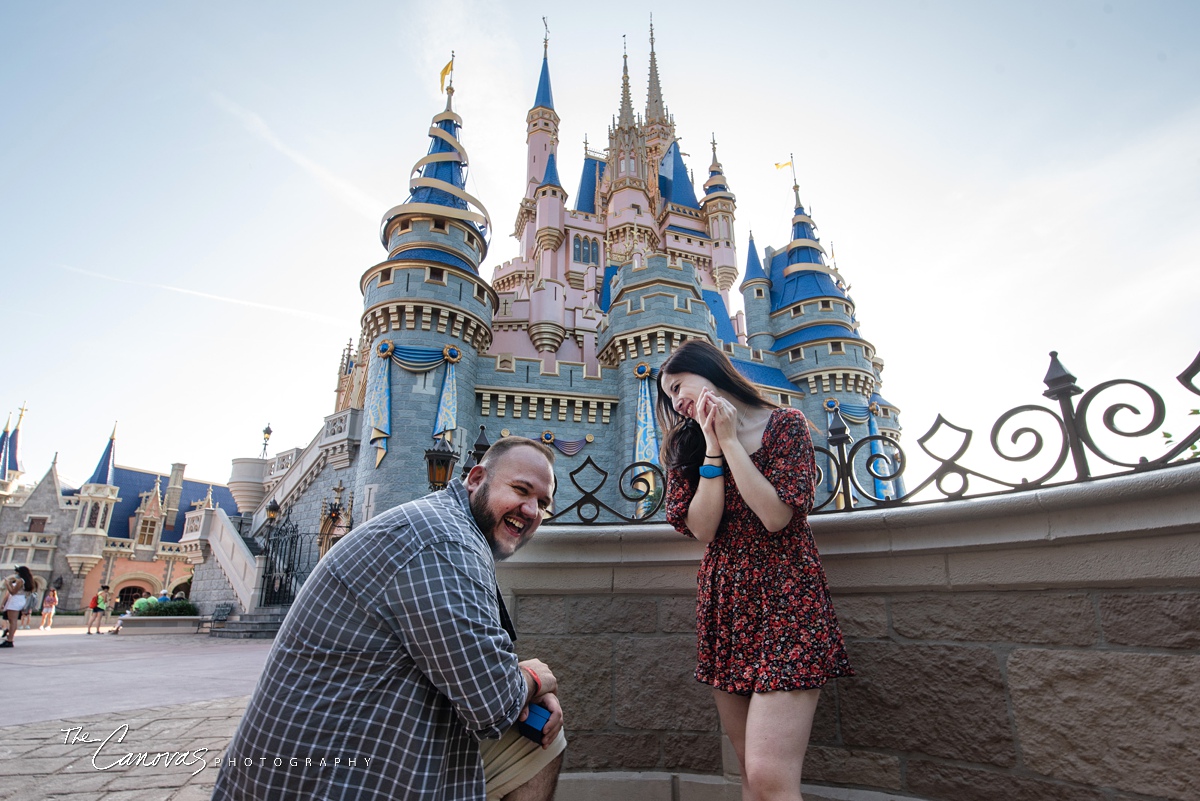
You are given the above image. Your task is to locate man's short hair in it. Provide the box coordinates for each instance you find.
[477,436,556,471]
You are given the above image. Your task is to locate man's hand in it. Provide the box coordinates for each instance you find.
[518,692,564,749]
[518,658,558,700]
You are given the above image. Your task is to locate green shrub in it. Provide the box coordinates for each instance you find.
[139,599,199,617]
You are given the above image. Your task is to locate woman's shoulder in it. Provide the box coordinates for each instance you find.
[768,406,810,429]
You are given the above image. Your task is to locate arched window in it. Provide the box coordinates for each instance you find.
[573,235,581,262]
[99,504,109,529]
[87,503,101,528]
[78,503,89,528]
[590,238,600,264]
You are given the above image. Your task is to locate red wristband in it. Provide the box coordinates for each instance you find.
[522,666,542,697]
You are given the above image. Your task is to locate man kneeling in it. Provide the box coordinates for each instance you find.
[214,437,566,800]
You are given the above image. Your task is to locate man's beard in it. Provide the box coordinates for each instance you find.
[468,480,507,560]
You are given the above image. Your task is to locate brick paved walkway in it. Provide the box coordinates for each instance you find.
[0,696,250,801]
[0,624,269,800]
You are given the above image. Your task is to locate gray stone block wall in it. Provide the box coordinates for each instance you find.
[513,593,721,774]
[188,553,244,617]
[508,585,1200,801]
[0,471,86,607]
[807,588,1200,801]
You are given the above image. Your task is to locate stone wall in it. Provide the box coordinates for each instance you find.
[189,548,245,616]
[513,594,720,774]
[812,589,1200,801]
[499,462,1200,801]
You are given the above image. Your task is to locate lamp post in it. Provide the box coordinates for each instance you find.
[260,424,273,459]
[424,438,459,492]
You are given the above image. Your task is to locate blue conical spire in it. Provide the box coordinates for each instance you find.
[658,141,700,209]
[534,47,554,111]
[5,405,23,475]
[0,415,10,479]
[787,183,824,267]
[407,90,469,213]
[87,425,117,486]
[539,152,562,189]
[742,234,767,284]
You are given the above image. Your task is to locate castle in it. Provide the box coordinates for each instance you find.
[1,25,901,611]
[0,412,237,610]
[226,24,902,537]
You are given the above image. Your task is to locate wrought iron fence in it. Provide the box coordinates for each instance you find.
[542,349,1200,523]
[812,350,1200,512]
[258,512,322,607]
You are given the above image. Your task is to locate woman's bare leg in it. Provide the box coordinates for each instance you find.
[713,690,756,801]
[742,689,820,801]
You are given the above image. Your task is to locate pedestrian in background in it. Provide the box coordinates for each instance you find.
[1,566,36,648]
[86,585,110,635]
[39,587,58,630]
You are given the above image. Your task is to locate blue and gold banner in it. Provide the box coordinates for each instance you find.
[633,362,661,517]
[365,341,463,468]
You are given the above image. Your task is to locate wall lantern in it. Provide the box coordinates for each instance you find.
[425,438,459,492]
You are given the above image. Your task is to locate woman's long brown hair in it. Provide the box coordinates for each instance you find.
[656,339,776,482]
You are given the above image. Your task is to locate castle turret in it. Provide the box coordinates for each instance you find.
[0,414,14,500]
[701,137,738,301]
[739,233,773,352]
[518,36,561,250]
[0,406,25,495]
[358,84,496,513]
[66,426,120,578]
[529,149,568,354]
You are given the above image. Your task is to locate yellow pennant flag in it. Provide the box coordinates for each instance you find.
[775,160,792,170]
[439,59,454,93]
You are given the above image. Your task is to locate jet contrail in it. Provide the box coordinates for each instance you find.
[210,91,385,222]
[64,266,348,325]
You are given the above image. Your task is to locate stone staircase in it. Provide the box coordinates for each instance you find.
[210,609,288,639]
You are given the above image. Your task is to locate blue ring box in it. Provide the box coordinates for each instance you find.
[517,702,551,743]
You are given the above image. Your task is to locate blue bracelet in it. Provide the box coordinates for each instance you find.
[698,464,724,479]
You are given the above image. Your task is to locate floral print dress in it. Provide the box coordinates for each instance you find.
[666,407,854,694]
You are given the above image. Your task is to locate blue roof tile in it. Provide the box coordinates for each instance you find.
[408,117,468,213]
[666,224,708,239]
[106,466,237,543]
[599,264,619,312]
[768,250,847,310]
[702,290,738,344]
[87,436,116,485]
[388,247,473,272]
[730,359,802,392]
[574,157,605,213]
[534,54,554,110]
[773,323,861,351]
[538,152,562,189]
[657,141,700,210]
[741,237,767,285]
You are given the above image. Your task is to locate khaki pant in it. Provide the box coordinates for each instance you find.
[481,726,567,801]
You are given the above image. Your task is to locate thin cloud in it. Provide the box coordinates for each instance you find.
[64,266,346,325]
[209,91,385,222]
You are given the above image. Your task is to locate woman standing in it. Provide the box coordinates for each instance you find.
[39,587,58,630]
[86,585,110,635]
[1,566,36,648]
[657,340,852,801]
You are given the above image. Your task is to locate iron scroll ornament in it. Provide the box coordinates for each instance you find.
[544,456,666,525]
[811,349,1200,512]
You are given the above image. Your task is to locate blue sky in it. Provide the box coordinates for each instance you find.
[3,1,1198,489]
